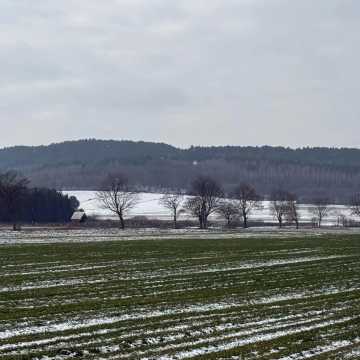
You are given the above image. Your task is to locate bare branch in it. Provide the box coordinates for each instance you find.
[310,197,330,228]
[350,193,360,218]
[284,193,300,229]
[269,189,293,228]
[233,183,262,228]
[185,176,224,229]
[96,173,139,229]
[216,200,239,227]
[159,192,184,228]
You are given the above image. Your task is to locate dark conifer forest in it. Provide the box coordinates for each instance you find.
[0,172,79,224]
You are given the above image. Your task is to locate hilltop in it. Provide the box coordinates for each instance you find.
[1,139,360,202]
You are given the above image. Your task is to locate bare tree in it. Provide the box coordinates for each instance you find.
[284,193,300,229]
[0,171,29,230]
[310,197,330,228]
[233,183,262,228]
[184,196,203,227]
[159,192,184,229]
[270,189,292,228]
[96,173,139,229]
[216,200,239,227]
[333,210,346,227]
[350,193,360,218]
[185,176,224,229]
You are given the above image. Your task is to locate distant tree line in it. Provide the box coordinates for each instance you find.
[0,171,79,228]
[2,169,359,231]
[2,140,360,203]
[97,172,360,230]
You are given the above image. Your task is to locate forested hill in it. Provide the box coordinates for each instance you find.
[0,140,178,169]
[1,139,360,202]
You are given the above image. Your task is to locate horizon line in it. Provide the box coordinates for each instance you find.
[1,138,360,152]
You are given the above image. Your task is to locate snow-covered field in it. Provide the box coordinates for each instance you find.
[2,227,360,245]
[65,191,174,220]
[1,234,360,359]
[65,191,357,226]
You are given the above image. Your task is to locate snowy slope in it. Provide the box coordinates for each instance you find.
[64,191,357,225]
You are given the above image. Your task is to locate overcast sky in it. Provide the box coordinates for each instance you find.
[1,0,360,148]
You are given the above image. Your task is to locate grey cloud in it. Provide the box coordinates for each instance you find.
[1,0,360,148]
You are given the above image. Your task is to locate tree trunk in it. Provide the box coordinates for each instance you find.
[174,214,177,229]
[13,223,21,231]
[118,212,125,230]
[203,214,208,229]
[243,211,248,228]
[198,215,203,229]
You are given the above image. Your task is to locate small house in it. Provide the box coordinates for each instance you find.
[71,209,87,223]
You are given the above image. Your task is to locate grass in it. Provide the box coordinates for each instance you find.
[0,234,360,359]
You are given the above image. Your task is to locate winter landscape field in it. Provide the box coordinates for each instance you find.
[65,191,358,226]
[1,231,360,359]
[4,0,360,358]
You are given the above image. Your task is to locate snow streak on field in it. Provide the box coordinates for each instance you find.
[0,234,360,359]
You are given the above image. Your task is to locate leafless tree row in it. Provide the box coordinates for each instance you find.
[96,173,360,230]
[269,190,299,228]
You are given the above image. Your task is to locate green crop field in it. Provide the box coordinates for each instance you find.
[1,234,360,359]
